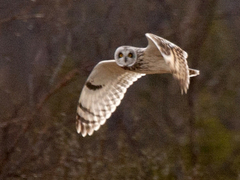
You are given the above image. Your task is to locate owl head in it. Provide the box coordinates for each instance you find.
[114,46,137,67]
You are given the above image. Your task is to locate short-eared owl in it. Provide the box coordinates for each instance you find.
[76,33,199,137]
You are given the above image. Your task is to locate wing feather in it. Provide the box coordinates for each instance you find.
[76,60,144,136]
[145,33,192,94]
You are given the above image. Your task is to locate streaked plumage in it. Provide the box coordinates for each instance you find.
[76,33,199,137]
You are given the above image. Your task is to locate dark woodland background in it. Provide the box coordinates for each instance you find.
[0,0,240,179]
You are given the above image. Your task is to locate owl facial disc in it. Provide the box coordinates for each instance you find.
[114,46,137,67]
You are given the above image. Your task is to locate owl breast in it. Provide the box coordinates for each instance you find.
[128,52,171,74]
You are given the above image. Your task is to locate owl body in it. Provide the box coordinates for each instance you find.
[136,48,171,74]
[114,45,171,74]
[76,33,200,137]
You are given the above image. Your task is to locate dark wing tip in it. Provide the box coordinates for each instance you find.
[76,114,96,137]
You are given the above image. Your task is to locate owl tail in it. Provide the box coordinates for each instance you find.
[189,68,200,77]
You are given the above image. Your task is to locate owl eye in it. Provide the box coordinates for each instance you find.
[128,53,133,58]
[119,53,123,58]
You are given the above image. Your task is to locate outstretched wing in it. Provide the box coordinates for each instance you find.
[145,33,194,94]
[76,60,145,137]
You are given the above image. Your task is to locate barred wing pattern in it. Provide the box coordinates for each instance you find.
[146,33,192,94]
[76,60,145,137]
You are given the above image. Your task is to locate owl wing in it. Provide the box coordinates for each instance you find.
[145,33,197,94]
[76,60,145,137]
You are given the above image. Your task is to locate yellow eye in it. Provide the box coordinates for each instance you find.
[119,53,123,58]
[128,53,133,58]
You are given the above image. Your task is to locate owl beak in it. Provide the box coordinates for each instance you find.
[124,57,127,63]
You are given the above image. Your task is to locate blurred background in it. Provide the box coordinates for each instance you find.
[0,0,240,179]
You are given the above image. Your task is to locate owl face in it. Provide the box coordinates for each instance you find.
[114,46,137,67]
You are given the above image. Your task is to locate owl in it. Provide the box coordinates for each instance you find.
[76,33,199,137]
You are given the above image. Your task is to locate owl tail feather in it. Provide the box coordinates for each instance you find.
[189,68,200,77]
